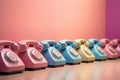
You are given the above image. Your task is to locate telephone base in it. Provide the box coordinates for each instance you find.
[0,70,23,75]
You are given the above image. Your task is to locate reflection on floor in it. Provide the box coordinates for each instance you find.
[0,59,120,80]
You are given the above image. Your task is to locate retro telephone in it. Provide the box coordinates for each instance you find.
[109,39,120,57]
[18,40,48,69]
[40,40,66,67]
[57,40,82,64]
[74,39,95,62]
[0,40,25,74]
[100,39,118,59]
[88,39,107,60]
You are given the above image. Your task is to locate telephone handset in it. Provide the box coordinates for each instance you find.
[18,40,42,52]
[58,40,79,57]
[74,39,95,62]
[75,39,92,55]
[18,40,48,69]
[0,40,19,52]
[0,40,19,64]
[57,40,82,64]
[40,40,66,67]
[100,39,118,59]
[0,40,25,73]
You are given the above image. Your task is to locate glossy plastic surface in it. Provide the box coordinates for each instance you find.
[18,40,48,69]
[40,40,66,67]
[0,40,25,73]
[57,40,82,64]
[110,39,120,57]
[88,39,107,60]
[100,39,118,59]
[74,39,95,62]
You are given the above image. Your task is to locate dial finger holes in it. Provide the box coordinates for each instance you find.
[52,49,62,59]
[69,48,78,57]
[4,51,18,64]
[30,49,42,61]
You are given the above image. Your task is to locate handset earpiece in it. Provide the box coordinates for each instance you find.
[55,42,62,50]
[100,39,110,48]
[110,39,118,47]
[88,39,95,48]
[35,43,43,52]
[11,43,20,53]
[74,40,81,49]
[18,43,27,53]
[57,40,67,50]
[59,40,76,49]
[71,41,78,49]
[85,41,91,48]
[96,41,103,47]
[40,41,49,52]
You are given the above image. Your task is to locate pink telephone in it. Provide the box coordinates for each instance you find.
[100,39,118,59]
[18,40,48,70]
[0,40,25,74]
[110,39,120,57]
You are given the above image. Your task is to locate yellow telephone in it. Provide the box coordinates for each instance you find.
[74,39,95,62]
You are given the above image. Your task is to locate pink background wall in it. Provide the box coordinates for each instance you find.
[106,0,120,39]
[0,0,105,41]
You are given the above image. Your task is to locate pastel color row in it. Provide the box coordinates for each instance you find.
[0,38,119,74]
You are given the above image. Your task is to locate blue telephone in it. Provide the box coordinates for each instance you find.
[40,40,66,67]
[57,40,82,64]
[88,39,107,60]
